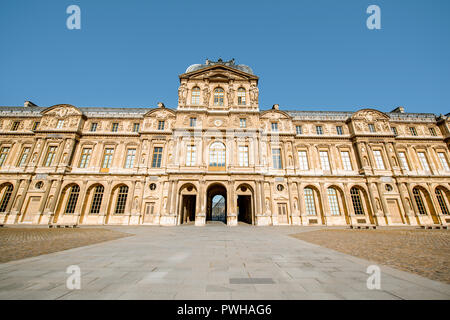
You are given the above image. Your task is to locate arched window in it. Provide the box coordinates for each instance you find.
[191,87,200,105]
[237,88,246,105]
[65,185,80,214]
[304,188,316,215]
[213,87,224,106]
[435,188,449,215]
[90,185,104,214]
[209,142,226,170]
[115,185,129,214]
[327,188,340,215]
[350,187,364,215]
[0,184,13,213]
[413,188,427,215]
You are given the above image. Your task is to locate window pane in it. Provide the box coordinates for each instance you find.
[239,146,249,166]
[152,147,163,168]
[417,152,430,171]
[0,147,10,167]
[438,153,449,171]
[398,152,409,170]
[319,151,330,170]
[297,151,309,170]
[125,149,136,168]
[327,188,340,215]
[79,148,92,168]
[340,151,352,171]
[304,188,316,215]
[373,150,385,169]
[272,148,282,169]
[351,188,365,215]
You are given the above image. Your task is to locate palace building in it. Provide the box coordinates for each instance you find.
[0,59,449,227]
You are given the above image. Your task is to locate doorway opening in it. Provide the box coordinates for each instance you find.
[237,195,252,224]
[206,184,227,223]
[181,195,196,224]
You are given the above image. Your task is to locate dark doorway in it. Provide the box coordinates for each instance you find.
[181,195,196,224]
[237,195,252,224]
[206,184,227,223]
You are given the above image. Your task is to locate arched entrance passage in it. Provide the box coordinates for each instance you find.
[206,183,227,223]
[236,184,253,224]
[178,183,197,224]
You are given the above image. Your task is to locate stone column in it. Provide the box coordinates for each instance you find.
[227,180,237,226]
[426,183,443,225]
[195,180,206,226]
[376,182,391,225]
[343,183,357,225]
[48,179,63,224]
[366,182,382,226]
[319,182,329,225]
[36,179,53,224]
[8,180,21,223]
[75,181,89,225]
[101,181,113,224]
[397,182,414,225]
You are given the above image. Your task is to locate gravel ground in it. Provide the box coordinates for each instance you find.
[292,228,450,284]
[0,227,132,263]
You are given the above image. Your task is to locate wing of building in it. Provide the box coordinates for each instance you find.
[1,59,449,227]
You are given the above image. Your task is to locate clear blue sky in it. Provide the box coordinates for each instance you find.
[1,0,449,114]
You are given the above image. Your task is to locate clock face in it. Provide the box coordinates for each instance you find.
[214,119,223,127]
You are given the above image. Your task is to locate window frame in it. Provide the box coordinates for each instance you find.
[79,147,92,168]
[151,147,163,168]
[213,87,224,106]
[319,150,330,171]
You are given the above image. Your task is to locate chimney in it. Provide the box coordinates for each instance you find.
[24,100,38,107]
[391,106,405,113]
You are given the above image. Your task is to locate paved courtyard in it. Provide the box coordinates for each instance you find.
[293,228,450,284]
[0,224,449,300]
[0,227,131,263]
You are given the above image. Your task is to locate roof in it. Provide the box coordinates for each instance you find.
[185,58,254,75]
[0,105,440,122]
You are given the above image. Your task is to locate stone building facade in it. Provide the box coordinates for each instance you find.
[0,59,449,227]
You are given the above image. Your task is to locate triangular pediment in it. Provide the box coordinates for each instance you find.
[42,104,83,117]
[180,64,258,82]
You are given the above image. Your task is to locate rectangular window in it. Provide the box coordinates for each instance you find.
[327,188,340,216]
[368,124,376,132]
[373,150,385,169]
[102,148,114,169]
[112,123,119,132]
[186,145,196,166]
[429,127,437,136]
[398,152,410,171]
[271,123,278,132]
[124,148,136,168]
[32,122,40,130]
[319,151,330,170]
[296,125,302,135]
[152,147,163,168]
[133,123,140,132]
[316,126,323,135]
[336,126,343,135]
[0,147,10,167]
[297,151,309,170]
[272,148,282,169]
[239,146,249,167]
[190,118,197,127]
[240,118,246,128]
[438,153,449,171]
[410,127,417,136]
[340,151,352,171]
[56,120,64,129]
[417,152,430,171]
[391,127,397,135]
[11,121,20,131]
[304,188,316,215]
[158,121,165,130]
[79,148,92,168]
[17,147,31,167]
[44,146,57,167]
[90,123,97,132]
